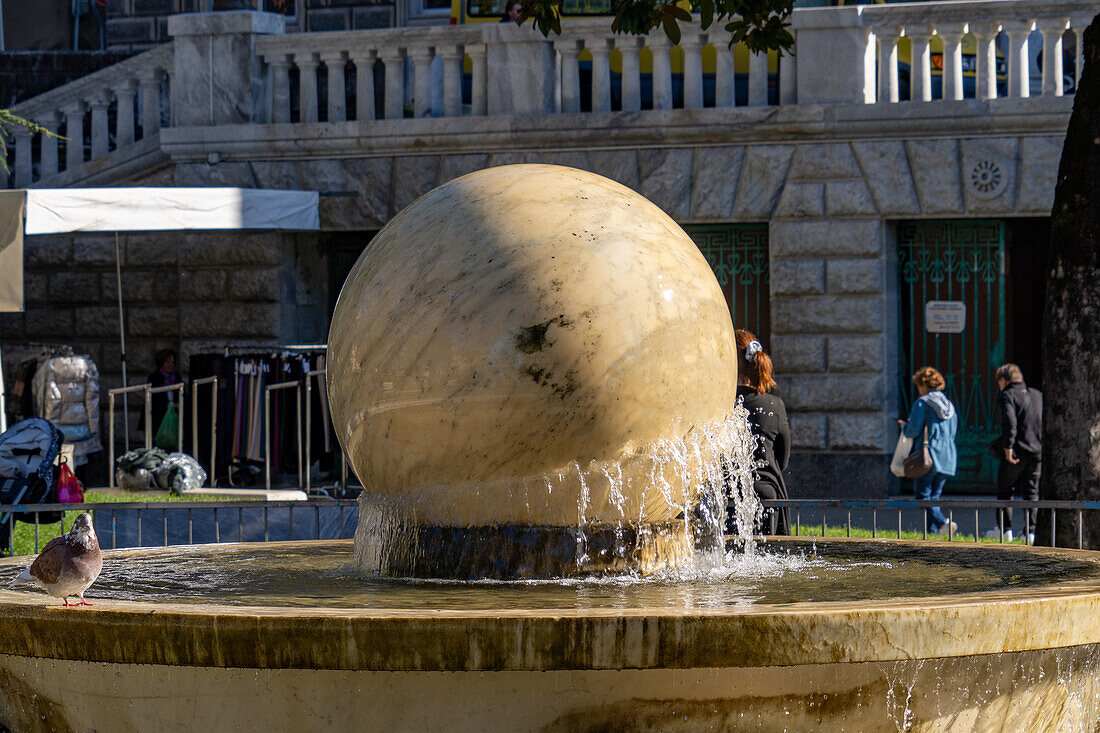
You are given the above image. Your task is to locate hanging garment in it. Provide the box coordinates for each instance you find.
[31,354,102,466]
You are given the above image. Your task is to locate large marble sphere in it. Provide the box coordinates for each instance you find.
[327,164,739,531]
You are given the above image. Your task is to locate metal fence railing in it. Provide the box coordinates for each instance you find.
[763,499,1099,549]
[4,498,1100,557]
[0,499,360,555]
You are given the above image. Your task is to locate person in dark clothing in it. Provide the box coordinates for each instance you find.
[146,348,181,442]
[986,363,1043,544]
[499,0,522,22]
[733,329,790,535]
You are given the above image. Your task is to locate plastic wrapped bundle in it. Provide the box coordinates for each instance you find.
[115,448,207,495]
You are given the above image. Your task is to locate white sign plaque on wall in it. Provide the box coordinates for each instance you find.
[925,301,967,333]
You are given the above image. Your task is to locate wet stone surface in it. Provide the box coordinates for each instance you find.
[49,539,1100,611]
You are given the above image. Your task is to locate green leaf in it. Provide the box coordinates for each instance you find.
[698,0,714,30]
[662,12,681,44]
[670,5,691,22]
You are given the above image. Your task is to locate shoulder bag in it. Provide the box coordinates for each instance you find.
[903,426,933,479]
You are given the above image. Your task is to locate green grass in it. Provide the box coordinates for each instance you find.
[791,524,1029,545]
[4,490,231,558]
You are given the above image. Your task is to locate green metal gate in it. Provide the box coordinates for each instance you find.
[685,223,771,343]
[897,220,1005,491]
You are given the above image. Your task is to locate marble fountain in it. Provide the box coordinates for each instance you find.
[1,165,1100,731]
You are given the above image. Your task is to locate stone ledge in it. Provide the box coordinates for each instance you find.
[773,295,884,334]
[158,97,1071,163]
[788,413,827,450]
[826,259,883,295]
[828,336,884,373]
[771,219,881,258]
[784,452,892,499]
[782,375,885,412]
[829,413,888,452]
[772,335,827,373]
[771,261,826,297]
[2,539,1100,669]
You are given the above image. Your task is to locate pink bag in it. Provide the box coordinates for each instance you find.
[57,461,84,503]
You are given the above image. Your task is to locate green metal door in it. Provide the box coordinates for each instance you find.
[897,220,1005,491]
[684,223,771,343]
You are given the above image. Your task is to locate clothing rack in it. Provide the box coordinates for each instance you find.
[188,348,334,487]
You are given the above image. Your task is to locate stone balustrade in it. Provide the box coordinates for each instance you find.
[3,0,1093,190]
[4,44,173,188]
[255,24,493,123]
[554,19,793,113]
[793,0,1092,106]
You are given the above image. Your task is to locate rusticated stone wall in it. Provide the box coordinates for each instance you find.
[0,123,1064,495]
[163,129,1061,495]
[0,229,326,448]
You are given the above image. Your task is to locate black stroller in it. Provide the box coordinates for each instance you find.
[0,418,61,554]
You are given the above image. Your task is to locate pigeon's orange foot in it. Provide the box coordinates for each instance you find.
[80,600,92,606]
[62,598,72,607]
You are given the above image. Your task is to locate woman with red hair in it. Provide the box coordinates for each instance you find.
[899,366,958,535]
[734,330,790,535]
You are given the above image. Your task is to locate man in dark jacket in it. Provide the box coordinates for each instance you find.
[986,363,1042,544]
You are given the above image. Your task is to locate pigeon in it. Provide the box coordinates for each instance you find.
[10,512,102,606]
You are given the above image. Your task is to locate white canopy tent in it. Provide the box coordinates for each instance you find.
[0,187,320,434]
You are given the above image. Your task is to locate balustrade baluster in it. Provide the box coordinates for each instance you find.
[589,38,613,112]
[13,128,32,187]
[138,68,163,137]
[441,46,464,117]
[1039,19,1067,97]
[380,50,406,120]
[748,48,768,107]
[876,28,900,104]
[113,80,137,145]
[468,44,488,116]
[779,49,796,105]
[714,41,734,107]
[616,37,643,112]
[556,40,582,114]
[37,112,59,180]
[409,48,434,118]
[1006,20,1033,98]
[974,23,1000,101]
[90,92,111,157]
[163,69,174,128]
[1072,17,1087,93]
[908,28,933,102]
[322,51,348,122]
[62,101,85,170]
[350,49,378,121]
[939,26,965,101]
[267,55,292,124]
[682,34,705,110]
[297,53,320,122]
[649,35,672,110]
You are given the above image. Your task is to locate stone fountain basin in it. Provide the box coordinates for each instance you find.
[1,538,1099,732]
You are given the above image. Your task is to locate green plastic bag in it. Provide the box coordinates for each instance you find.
[154,403,180,451]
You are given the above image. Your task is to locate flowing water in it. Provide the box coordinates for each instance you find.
[353,405,762,577]
[69,540,1100,609]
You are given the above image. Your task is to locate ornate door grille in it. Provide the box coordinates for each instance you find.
[684,223,771,344]
[898,220,1005,491]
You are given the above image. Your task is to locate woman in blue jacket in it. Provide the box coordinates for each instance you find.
[899,366,958,535]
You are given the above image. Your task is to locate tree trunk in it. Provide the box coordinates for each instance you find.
[1038,13,1100,548]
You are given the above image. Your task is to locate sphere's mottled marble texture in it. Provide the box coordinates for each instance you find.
[328,165,738,527]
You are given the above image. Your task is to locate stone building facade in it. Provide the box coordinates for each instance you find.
[0,4,1082,494]
[149,118,1061,496]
